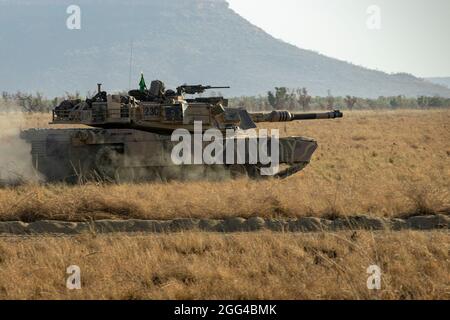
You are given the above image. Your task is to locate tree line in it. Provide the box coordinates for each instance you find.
[230,87,450,111]
[0,91,84,113]
[1,88,450,113]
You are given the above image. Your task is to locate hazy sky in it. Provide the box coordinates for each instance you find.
[227,0,450,77]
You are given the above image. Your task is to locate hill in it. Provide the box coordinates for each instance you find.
[426,77,450,89]
[1,0,450,98]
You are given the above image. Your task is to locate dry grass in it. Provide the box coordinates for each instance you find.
[0,112,448,300]
[0,110,448,221]
[0,231,448,300]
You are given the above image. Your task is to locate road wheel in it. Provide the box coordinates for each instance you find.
[94,146,123,181]
[228,164,248,179]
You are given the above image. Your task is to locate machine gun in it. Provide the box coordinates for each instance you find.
[176,84,230,95]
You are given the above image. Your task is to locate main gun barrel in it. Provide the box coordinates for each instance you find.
[207,86,231,89]
[250,110,343,123]
[291,110,343,120]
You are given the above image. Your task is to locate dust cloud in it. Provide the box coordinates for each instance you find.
[0,112,41,184]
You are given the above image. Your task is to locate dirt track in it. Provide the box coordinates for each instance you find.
[0,214,447,235]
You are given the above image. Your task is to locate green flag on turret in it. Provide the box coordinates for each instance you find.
[139,72,147,92]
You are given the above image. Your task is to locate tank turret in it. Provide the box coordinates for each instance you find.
[51,81,343,133]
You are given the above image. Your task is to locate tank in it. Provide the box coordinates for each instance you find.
[20,80,343,182]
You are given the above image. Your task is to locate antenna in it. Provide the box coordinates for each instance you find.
[128,39,134,90]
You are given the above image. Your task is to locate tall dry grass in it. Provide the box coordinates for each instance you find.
[0,231,447,299]
[0,110,448,221]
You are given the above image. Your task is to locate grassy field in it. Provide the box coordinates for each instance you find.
[0,110,448,300]
[0,231,448,300]
[0,109,448,221]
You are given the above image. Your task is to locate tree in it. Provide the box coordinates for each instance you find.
[344,95,357,110]
[428,96,444,107]
[30,92,43,112]
[65,91,81,101]
[389,95,403,108]
[297,87,311,111]
[267,87,290,109]
[417,96,429,108]
[326,90,335,110]
[1,91,9,102]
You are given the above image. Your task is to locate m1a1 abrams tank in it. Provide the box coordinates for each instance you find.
[20,79,343,182]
